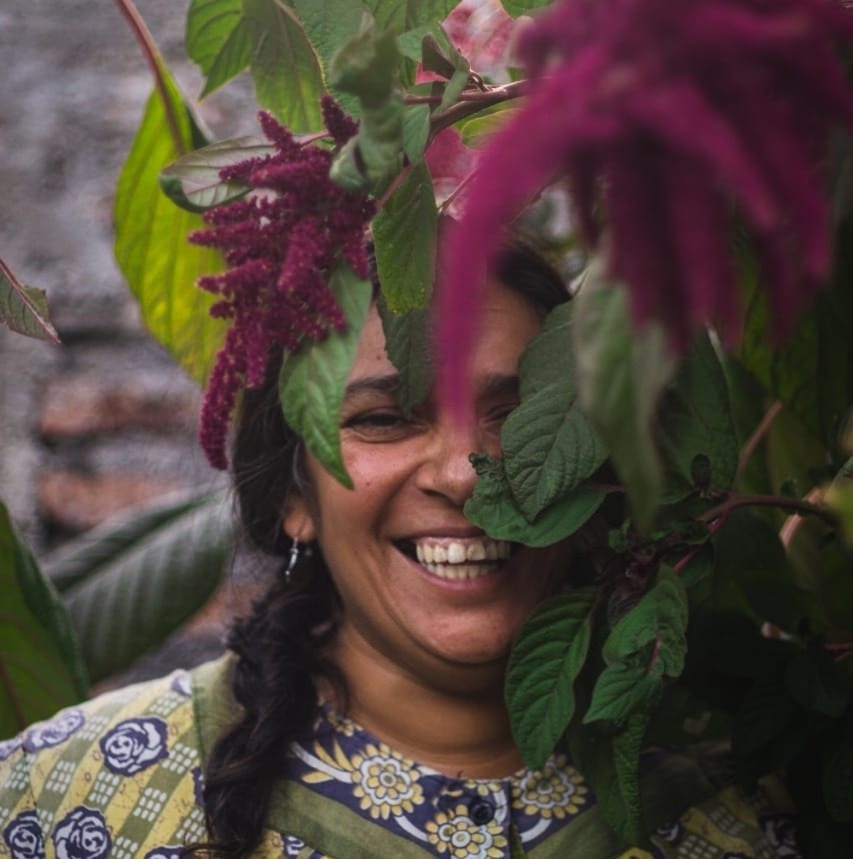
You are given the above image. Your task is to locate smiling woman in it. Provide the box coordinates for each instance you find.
[0,241,797,859]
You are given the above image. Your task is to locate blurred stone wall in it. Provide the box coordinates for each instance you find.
[0,0,260,681]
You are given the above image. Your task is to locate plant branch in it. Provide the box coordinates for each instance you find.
[736,400,783,482]
[113,0,186,155]
[426,80,526,137]
[374,163,414,211]
[698,492,835,526]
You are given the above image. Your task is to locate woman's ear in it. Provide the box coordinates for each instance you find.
[282,494,317,543]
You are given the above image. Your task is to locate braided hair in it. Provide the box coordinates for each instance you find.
[197,242,570,858]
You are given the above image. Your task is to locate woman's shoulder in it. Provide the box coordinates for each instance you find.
[0,657,233,859]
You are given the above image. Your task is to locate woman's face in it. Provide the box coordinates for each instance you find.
[285,280,573,683]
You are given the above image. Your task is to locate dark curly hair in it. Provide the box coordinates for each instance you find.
[197,242,572,859]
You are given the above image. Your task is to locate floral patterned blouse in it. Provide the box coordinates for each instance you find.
[0,656,799,859]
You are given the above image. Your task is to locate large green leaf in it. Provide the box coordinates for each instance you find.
[656,333,739,500]
[279,265,373,486]
[506,589,596,768]
[377,299,433,415]
[243,0,326,132]
[362,0,457,31]
[114,74,226,386]
[61,493,234,684]
[502,303,607,520]
[0,501,86,737]
[160,136,274,213]
[465,454,607,546]
[373,162,437,312]
[185,0,252,96]
[573,258,677,529]
[43,491,222,592]
[0,257,59,344]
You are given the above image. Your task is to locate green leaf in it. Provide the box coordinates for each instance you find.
[279,265,372,486]
[291,0,365,114]
[0,257,59,344]
[114,74,227,386]
[586,567,688,723]
[735,250,853,451]
[62,494,233,684]
[377,300,432,415]
[465,454,608,547]
[373,162,437,311]
[459,107,521,148]
[402,103,431,163]
[784,649,849,718]
[823,727,853,823]
[500,0,552,16]
[502,303,607,520]
[656,333,739,500]
[185,0,251,96]
[244,0,326,131]
[160,135,273,212]
[0,501,86,736]
[713,509,818,634]
[506,589,596,768]
[569,716,650,848]
[330,22,405,192]
[573,258,677,530]
[826,457,853,546]
[43,491,221,592]
[362,0,457,31]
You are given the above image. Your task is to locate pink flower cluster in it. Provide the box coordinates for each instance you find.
[438,0,853,415]
[190,97,375,469]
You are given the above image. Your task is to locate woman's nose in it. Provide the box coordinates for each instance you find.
[414,418,490,506]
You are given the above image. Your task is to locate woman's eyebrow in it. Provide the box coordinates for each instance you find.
[343,373,401,400]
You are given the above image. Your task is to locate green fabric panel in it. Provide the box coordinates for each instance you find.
[527,803,625,858]
[268,780,437,859]
[192,652,239,766]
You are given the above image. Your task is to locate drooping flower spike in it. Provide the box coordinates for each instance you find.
[438,0,853,419]
[190,97,375,469]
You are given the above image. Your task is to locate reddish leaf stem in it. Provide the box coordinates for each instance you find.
[735,400,784,482]
[698,492,833,525]
[112,0,186,155]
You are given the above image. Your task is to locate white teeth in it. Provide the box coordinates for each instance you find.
[447,542,466,564]
[413,539,510,566]
[422,562,494,581]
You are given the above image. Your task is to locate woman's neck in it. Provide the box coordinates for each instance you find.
[321,625,525,779]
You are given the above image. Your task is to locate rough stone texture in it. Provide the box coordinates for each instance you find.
[0,0,261,683]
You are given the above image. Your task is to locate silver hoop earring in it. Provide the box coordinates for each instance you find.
[285,537,301,584]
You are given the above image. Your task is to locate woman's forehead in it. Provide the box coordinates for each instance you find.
[346,281,543,387]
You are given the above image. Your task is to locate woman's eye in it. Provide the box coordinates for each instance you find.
[342,410,416,437]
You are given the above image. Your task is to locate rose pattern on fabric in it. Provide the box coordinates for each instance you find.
[760,814,801,859]
[350,743,424,819]
[426,804,507,858]
[99,716,168,776]
[3,811,45,859]
[144,848,183,859]
[22,709,84,752]
[513,755,589,819]
[655,819,683,844]
[0,735,22,761]
[52,807,110,859]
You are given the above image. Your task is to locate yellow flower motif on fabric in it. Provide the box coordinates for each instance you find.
[513,755,588,819]
[350,743,424,820]
[426,804,507,858]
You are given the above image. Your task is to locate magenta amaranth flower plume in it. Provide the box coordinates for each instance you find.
[190,97,375,469]
[437,0,853,418]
